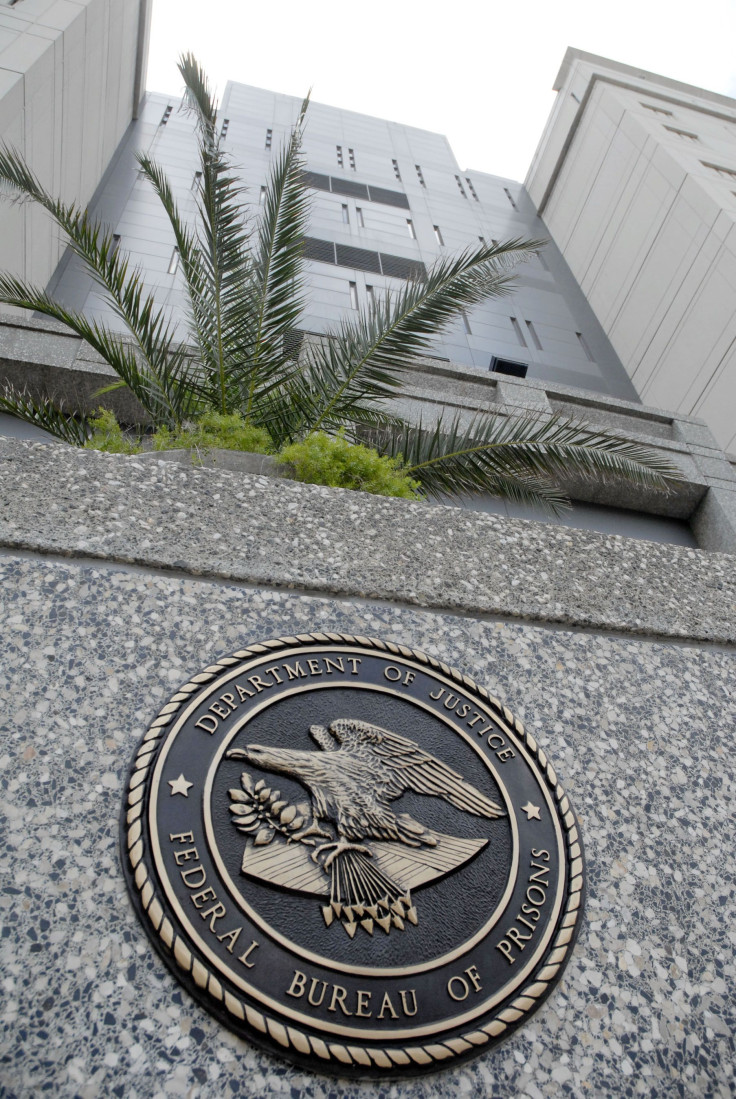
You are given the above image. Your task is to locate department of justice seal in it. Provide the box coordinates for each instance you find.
[122,633,584,1077]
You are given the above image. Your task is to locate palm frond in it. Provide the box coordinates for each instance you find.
[293,238,542,439]
[175,54,259,414]
[0,385,91,445]
[135,153,210,352]
[0,145,202,426]
[239,95,311,421]
[372,411,682,515]
[0,274,202,426]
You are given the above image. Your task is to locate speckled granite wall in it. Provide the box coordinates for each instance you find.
[1,441,735,1098]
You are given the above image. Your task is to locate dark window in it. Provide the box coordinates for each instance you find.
[455,175,467,198]
[641,102,673,117]
[664,125,698,141]
[465,177,479,201]
[491,356,528,378]
[576,332,595,362]
[220,118,230,139]
[503,187,516,209]
[302,170,331,191]
[366,185,410,209]
[336,145,344,167]
[304,237,336,264]
[283,330,304,360]
[303,237,426,280]
[525,319,543,350]
[265,129,272,149]
[392,159,402,180]
[348,148,356,171]
[379,254,426,280]
[415,165,426,188]
[330,177,370,200]
[510,317,527,347]
[160,105,173,126]
[335,244,382,273]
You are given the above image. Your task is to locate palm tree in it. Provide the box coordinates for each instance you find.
[0,55,680,513]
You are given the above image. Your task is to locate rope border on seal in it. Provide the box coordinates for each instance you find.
[124,632,583,1071]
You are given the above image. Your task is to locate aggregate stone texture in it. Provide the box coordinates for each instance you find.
[1,439,735,643]
[1,554,735,1098]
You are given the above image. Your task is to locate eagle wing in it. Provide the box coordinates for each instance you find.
[326,719,505,819]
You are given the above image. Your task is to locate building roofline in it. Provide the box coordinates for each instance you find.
[554,47,736,111]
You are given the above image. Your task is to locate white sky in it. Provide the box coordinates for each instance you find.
[145,0,736,182]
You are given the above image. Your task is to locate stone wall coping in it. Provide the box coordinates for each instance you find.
[1,438,734,644]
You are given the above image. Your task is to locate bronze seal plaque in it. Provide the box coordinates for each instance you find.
[122,633,584,1077]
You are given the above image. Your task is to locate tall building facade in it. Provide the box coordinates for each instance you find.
[527,49,736,454]
[0,0,150,297]
[47,80,638,402]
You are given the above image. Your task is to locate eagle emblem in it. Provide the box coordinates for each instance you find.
[226,718,505,938]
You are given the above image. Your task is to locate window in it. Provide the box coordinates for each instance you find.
[366,284,375,309]
[348,148,356,171]
[703,161,736,180]
[465,177,479,201]
[265,129,272,150]
[406,218,416,239]
[525,319,543,350]
[665,125,698,141]
[259,186,266,204]
[433,224,444,246]
[160,105,173,126]
[415,164,426,188]
[455,175,468,198]
[503,187,516,209]
[111,234,121,255]
[478,235,486,244]
[392,159,402,180]
[576,332,595,362]
[168,247,180,275]
[192,171,202,190]
[349,281,358,309]
[336,145,344,168]
[510,318,527,348]
[220,118,230,139]
[491,356,528,378]
[356,207,365,228]
[641,102,673,117]
[341,203,349,224]
[461,311,472,335]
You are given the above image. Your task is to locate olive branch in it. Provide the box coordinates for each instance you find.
[228,771,307,846]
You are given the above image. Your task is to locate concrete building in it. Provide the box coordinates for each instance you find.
[1,41,736,1099]
[527,48,736,455]
[8,67,729,553]
[0,0,150,299]
[47,81,638,401]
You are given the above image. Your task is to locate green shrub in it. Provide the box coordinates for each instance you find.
[84,408,141,454]
[151,412,271,455]
[277,432,423,499]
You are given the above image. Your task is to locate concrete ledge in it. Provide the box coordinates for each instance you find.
[1,438,734,643]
